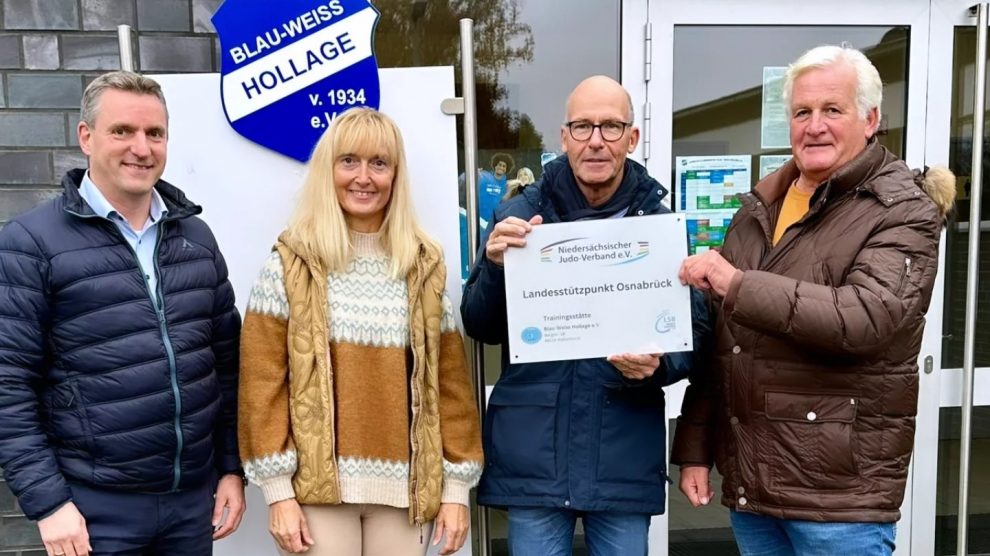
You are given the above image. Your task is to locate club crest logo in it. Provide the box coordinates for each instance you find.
[213,0,382,162]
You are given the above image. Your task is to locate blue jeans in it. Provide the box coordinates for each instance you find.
[506,506,650,556]
[730,509,896,556]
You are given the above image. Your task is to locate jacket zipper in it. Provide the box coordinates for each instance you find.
[407,275,421,527]
[150,226,183,491]
[66,210,184,491]
[896,257,912,295]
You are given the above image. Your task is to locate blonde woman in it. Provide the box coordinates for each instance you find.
[238,108,483,556]
[515,167,535,186]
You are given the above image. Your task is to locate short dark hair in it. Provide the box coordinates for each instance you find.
[81,71,168,127]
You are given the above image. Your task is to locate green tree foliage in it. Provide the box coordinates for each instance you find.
[372,0,543,152]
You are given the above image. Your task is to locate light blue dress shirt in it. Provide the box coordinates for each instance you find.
[79,172,168,304]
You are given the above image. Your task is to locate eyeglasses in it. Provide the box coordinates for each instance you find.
[565,120,633,142]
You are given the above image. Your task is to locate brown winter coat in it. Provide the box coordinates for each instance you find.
[671,140,955,522]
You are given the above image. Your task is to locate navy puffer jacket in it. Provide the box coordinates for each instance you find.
[0,169,241,520]
[461,156,711,514]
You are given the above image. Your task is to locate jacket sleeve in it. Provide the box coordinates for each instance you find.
[661,288,712,386]
[238,251,297,505]
[460,219,509,345]
[722,202,942,358]
[0,222,73,520]
[210,243,242,477]
[437,291,484,506]
[670,292,719,468]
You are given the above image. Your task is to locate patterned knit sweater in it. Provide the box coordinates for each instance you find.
[239,231,483,513]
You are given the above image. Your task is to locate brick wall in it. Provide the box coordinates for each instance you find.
[0,0,222,552]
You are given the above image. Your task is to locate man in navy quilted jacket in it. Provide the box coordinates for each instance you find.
[461,76,710,555]
[0,71,244,555]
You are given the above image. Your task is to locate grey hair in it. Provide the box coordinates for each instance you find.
[80,71,168,126]
[782,44,882,121]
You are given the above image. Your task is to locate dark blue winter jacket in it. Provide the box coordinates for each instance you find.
[0,170,241,520]
[461,156,710,514]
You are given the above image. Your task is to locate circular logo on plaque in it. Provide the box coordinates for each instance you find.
[521,327,543,344]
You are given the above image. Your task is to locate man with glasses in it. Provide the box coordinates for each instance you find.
[461,75,708,555]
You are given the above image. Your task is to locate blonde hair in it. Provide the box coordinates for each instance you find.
[516,167,535,185]
[285,108,438,278]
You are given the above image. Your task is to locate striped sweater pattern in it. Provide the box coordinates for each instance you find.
[239,232,483,511]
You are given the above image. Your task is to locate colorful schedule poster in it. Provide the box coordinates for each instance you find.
[675,155,751,212]
[685,211,737,255]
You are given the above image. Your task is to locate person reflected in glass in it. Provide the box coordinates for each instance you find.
[477,152,514,228]
[238,108,483,556]
[502,179,524,201]
[516,167,536,186]
[503,167,537,201]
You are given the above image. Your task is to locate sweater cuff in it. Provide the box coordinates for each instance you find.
[441,478,473,507]
[259,475,296,505]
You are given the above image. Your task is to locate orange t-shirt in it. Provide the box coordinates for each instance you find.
[772,184,813,246]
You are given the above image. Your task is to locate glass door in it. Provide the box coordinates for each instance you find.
[926,3,990,554]
[642,1,944,554]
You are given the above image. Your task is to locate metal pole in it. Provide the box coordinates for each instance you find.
[117,24,135,71]
[958,5,987,555]
[459,17,490,556]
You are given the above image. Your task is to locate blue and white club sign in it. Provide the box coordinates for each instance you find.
[212,0,382,162]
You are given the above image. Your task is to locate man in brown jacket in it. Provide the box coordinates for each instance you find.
[673,45,956,555]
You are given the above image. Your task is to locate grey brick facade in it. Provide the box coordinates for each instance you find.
[0,1,223,551]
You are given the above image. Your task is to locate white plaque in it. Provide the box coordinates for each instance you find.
[503,214,693,364]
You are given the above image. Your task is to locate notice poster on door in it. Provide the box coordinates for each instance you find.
[761,66,789,149]
[675,155,751,212]
[759,154,792,180]
[685,211,737,255]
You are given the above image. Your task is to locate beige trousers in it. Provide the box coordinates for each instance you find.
[276,503,433,556]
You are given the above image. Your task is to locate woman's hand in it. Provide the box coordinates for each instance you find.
[269,499,314,553]
[432,503,469,555]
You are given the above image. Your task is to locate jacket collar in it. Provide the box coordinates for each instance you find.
[754,139,895,207]
[61,168,202,221]
[524,155,669,220]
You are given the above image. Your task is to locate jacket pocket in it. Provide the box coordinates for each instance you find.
[596,386,666,483]
[764,390,859,491]
[48,381,97,457]
[486,382,559,480]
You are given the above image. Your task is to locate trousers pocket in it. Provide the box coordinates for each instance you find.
[764,390,860,490]
[486,382,559,480]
